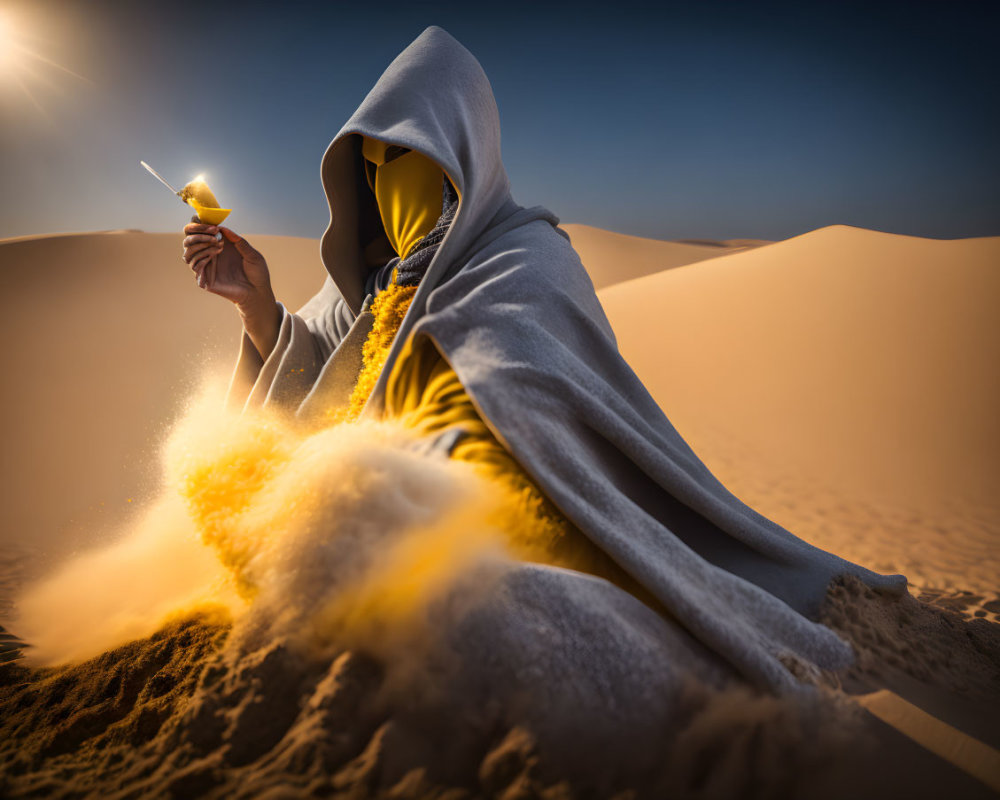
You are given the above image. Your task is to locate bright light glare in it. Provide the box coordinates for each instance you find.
[0,7,90,115]
[0,13,15,69]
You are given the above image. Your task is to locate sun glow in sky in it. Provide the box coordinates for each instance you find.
[0,12,12,66]
[0,11,23,76]
[0,0,997,242]
[0,5,90,116]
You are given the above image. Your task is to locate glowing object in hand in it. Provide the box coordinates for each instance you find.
[140,161,232,225]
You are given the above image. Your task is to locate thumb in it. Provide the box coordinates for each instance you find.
[220,227,261,259]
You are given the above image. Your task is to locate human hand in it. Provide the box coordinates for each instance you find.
[181,221,273,311]
[182,220,281,358]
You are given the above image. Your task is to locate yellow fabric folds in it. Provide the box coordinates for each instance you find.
[362,137,444,259]
[308,267,663,599]
[384,331,654,594]
[385,331,568,561]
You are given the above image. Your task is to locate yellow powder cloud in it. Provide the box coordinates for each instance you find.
[16,377,545,665]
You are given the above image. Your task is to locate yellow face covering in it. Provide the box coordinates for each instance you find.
[362,137,444,260]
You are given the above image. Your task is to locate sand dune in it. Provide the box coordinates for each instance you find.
[2,223,997,597]
[596,224,1000,609]
[561,223,769,289]
[0,225,754,558]
[0,231,323,555]
[2,223,996,598]
[1,223,998,798]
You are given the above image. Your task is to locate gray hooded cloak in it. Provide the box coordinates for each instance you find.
[227,25,907,694]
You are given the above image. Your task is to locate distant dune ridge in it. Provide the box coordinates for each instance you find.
[0,227,768,556]
[560,223,770,289]
[0,223,998,797]
[0,224,995,596]
[597,224,1000,604]
[0,231,325,557]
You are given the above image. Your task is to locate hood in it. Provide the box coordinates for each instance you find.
[235,31,909,693]
[319,26,514,315]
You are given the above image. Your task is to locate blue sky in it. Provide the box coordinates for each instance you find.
[1,0,997,241]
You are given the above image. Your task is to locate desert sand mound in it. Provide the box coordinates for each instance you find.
[1,224,998,798]
[2,585,996,799]
[0,227,750,561]
[598,225,1000,617]
[561,223,768,289]
[0,231,323,557]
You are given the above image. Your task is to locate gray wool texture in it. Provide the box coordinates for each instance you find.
[227,26,908,699]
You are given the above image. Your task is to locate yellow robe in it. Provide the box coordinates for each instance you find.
[384,326,653,599]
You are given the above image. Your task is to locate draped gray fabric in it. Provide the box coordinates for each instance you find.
[227,25,907,692]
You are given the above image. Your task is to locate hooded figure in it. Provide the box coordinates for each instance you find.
[227,25,906,696]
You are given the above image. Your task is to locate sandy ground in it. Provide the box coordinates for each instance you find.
[0,231,324,557]
[0,224,998,798]
[596,225,1000,613]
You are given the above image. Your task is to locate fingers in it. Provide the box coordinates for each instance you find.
[191,251,215,288]
[183,235,220,253]
[183,222,219,236]
[181,235,223,261]
[183,233,221,247]
[183,239,223,263]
